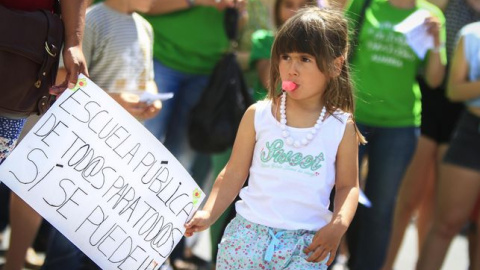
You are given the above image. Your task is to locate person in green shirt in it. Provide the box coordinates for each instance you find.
[344,0,446,269]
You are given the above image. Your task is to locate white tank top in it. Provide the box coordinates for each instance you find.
[235,100,350,231]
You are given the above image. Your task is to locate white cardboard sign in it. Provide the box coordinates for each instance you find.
[0,75,205,270]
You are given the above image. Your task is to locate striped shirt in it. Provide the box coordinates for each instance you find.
[62,3,154,94]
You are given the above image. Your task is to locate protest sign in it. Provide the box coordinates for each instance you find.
[0,75,205,270]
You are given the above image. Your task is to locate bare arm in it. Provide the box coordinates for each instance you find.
[447,37,480,101]
[51,0,89,95]
[331,120,360,235]
[304,119,359,265]
[185,105,257,234]
[424,16,446,88]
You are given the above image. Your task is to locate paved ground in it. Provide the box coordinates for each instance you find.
[0,223,470,269]
[393,224,468,270]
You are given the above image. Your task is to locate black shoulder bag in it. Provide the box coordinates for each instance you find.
[188,7,254,154]
[0,1,64,117]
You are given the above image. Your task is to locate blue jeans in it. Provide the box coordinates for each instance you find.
[147,60,212,262]
[145,60,210,173]
[41,230,99,270]
[348,124,419,270]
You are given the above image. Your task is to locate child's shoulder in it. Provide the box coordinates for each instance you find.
[330,109,352,122]
[253,99,273,112]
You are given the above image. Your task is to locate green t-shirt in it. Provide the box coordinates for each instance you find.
[249,29,274,101]
[346,0,446,127]
[144,7,229,75]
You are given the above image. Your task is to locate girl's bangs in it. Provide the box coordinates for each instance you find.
[273,26,319,57]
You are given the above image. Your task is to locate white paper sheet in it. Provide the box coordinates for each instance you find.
[394,9,434,59]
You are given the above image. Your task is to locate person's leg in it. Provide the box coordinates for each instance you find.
[381,136,436,270]
[0,183,10,233]
[3,114,44,270]
[415,162,435,248]
[352,126,418,270]
[0,116,26,269]
[416,143,449,247]
[472,200,480,270]
[416,164,480,270]
[3,195,42,270]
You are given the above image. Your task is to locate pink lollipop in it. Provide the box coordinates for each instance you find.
[282,81,297,92]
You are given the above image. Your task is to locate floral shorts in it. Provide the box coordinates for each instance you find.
[217,215,329,270]
[0,116,26,165]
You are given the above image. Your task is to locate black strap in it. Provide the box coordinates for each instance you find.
[224,7,239,41]
[53,0,61,15]
[349,0,372,62]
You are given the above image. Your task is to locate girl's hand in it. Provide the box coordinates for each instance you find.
[424,16,441,47]
[304,223,344,265]
[184,210,213,237]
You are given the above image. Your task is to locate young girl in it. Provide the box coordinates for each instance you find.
[207,0,318,263]
[185,7,364,269]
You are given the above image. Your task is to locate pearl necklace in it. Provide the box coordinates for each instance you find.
[279,92,326,148]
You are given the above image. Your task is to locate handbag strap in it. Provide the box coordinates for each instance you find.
[53,0,61,16]
[224,7,239,42]
[35,8,63,88]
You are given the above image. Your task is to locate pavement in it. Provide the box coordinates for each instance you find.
[0,223,470,270]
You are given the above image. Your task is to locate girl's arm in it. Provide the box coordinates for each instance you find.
[185,105,257,235]
[447,37,480,101]
[424,16,446,88]
[304,119,360,265]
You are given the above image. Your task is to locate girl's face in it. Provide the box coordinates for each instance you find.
[278,52,329,101]
[279,0,309,25]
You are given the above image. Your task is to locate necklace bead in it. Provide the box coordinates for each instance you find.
[279,92,326,148]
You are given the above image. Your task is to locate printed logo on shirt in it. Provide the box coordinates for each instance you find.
[259,139,324,175]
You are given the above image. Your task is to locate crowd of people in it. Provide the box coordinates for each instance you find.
[0,0,479,270]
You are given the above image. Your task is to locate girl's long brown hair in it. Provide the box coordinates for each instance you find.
[268,7,366,144]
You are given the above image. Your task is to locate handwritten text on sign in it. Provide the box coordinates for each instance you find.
[0,75,205,270]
